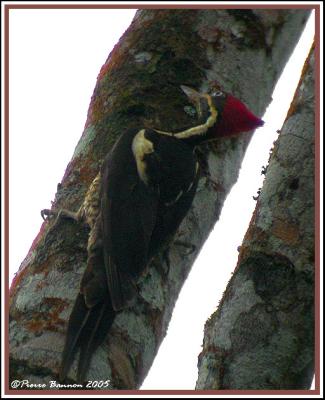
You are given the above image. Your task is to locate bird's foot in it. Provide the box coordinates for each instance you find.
[151,248,171,278]
[162,247,171,276]
[204,176,223,192]
[41,208,80,227]
[194,147,223,192]
[154,241,197,277]
[173,240,196,256]
[41,208,56,221]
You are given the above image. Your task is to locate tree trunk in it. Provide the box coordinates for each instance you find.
[196,43,315,390]
[9,9,311,390]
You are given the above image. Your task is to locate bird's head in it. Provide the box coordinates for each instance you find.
[176,85,264,142]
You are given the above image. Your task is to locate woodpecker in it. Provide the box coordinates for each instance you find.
[41,85,264,383]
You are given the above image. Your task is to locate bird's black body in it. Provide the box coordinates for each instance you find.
[43,85,263,383]
[101,128,200,311]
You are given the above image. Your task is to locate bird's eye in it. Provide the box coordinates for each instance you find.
[211,90,225,97]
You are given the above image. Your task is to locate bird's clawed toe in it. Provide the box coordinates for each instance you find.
[41,208,57,221]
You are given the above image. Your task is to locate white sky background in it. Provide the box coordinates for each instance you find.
[8,7,316,391]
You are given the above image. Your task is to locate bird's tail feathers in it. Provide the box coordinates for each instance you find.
[59,293,115,383]
[60,293,91,381]
[77,301,114,382]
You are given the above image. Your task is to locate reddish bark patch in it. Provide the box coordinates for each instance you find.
[24,297,68,334]
[271,219,300,245]
[285,41,314,121]
[237,205,267,267]
[9,265,30,305]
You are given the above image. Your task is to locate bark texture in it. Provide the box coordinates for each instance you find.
[196,44,315,390]
[9,9,310,390]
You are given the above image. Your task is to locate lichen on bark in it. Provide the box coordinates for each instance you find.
[196,44,315,390]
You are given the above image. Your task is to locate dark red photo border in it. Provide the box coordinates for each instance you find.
[3,2,321,396]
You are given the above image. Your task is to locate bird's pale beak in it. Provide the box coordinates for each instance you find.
[180,85,204,119]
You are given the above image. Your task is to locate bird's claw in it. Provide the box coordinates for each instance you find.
[41,208,57,221]
[205,177,223,192]
[151,249,171,278]
[173,240,196,255]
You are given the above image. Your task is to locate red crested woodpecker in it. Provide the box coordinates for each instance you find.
[41,85,264,383]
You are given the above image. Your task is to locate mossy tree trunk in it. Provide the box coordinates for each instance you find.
[196,44,315,390]
[9,9,311,390]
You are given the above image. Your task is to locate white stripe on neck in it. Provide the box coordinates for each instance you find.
[154,94,218,140]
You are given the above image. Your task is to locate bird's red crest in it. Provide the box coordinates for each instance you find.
[217,94,264,137]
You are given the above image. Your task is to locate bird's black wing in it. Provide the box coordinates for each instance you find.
[100,130,159,311]
[60,130,158,382]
